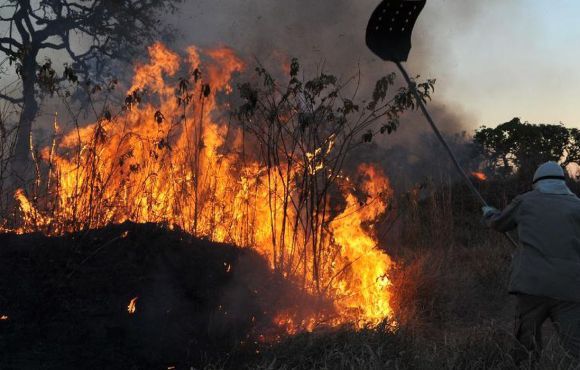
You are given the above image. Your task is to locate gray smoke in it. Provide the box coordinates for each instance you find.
[0,1,514,188]
[165,0,506,158]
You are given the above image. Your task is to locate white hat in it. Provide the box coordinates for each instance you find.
[533,161,565,184]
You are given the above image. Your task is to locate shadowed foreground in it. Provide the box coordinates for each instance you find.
[1,221,578,370]
[0,222,302,369]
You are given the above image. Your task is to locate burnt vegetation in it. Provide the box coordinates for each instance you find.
[1,4,580,370]
[0,42,431,335]
[0,222,321,369]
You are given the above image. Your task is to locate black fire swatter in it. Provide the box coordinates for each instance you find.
[366,0,426,62]
[365,0,518,247]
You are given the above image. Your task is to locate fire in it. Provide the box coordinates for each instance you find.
[329,164,393,326]
[274,312,317,335]
[128,297,138,314]
[472,172,487,181]
[0,315,8,320]
[12,189,51,234]
[9,43,395,332]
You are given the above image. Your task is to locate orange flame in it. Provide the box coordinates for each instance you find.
[472,172,487,181]
[12,189,51,234]
[10,43,395,332]
[0,315,8,320]
[274,312,316,335]
[128,297,138,314]
[329,164,393,326]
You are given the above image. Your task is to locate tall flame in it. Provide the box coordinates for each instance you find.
[10,43,395,331]
[128,297,138,314]
[329,164,393,326]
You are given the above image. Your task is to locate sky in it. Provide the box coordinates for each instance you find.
[166,0,580,130]
[423,0,580,128]
[1,0,580,131]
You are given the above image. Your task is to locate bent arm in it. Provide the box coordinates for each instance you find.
[483,197,522,232]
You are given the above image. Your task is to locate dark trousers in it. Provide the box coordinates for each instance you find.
[515,294,580,360]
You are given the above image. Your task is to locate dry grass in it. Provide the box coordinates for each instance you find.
[220,179,579,370]
[208,322,578,370]
[213,236,578,370]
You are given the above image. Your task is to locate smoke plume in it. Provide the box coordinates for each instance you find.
[164,0,508,186]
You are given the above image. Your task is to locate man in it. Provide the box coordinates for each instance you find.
[482,161,580,360]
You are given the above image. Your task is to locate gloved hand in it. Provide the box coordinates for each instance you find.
[481,206,499,217]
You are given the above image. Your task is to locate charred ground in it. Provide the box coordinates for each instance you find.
[0,222,318,369]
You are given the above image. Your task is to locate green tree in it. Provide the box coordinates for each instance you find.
[474,117,580,179]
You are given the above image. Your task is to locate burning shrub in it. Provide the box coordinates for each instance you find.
[2,42,435,332]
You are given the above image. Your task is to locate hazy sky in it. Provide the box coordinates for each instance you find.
[423,0,580,128]
[167,0,580,130]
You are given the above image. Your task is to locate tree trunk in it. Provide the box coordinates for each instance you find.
[10,49,39,184]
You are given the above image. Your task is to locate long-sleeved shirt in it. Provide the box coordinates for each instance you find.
[485,189,580,302]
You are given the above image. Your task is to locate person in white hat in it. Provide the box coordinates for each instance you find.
[482,161,580,360]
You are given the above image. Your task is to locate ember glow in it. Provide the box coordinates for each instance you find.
[0,315,8,320]
[128,297,138,314]
[10,43,395,332]
[472,172,487,181]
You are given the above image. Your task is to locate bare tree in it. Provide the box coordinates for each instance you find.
[0,0,182,178]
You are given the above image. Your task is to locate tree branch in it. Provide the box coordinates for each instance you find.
[13,6,31,45]
[0,44,16,57]
[65,2,94,13]
[0,37,23,50]
[38,41,66,50]
[17,0,37,38]
[36,15,81,41]
[0,93,24,105]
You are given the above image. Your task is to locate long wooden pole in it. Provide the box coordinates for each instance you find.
[395,61,518,248]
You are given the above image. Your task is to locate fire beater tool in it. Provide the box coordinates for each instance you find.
[365,0,518,247]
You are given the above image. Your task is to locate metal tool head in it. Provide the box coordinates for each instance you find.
[366,0,426,62]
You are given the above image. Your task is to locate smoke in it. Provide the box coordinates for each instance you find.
[164,0,507,187]
[166,0,509,97]
[1,1,512,187]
